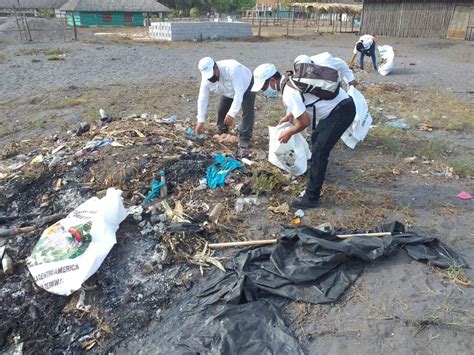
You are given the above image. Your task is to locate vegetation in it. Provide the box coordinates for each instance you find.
[161,0,256,16]
[47,48,65,61]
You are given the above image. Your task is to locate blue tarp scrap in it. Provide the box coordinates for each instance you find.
[206,154,242,189]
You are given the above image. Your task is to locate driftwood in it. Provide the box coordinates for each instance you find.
[0,213,67,238]
[208,232,392,249]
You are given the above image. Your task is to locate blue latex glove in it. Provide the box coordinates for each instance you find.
[143,179,165,203]
[206,154,242,189]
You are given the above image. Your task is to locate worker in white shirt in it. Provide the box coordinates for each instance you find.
[251,54,356,209]
[196,57,256,149]
[349,34,377,72]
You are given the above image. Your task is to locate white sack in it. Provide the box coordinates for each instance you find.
[378,45,394,76]
[341,86,373,149]
[27,188,127,296]
[268,123,311,176]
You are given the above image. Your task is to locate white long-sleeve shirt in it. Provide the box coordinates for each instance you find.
[281,53,355,122]
[353,34,375,54]
[196,60,252,123]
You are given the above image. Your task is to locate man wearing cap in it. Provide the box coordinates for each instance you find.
[196,57,256,148]
[251,55,356,209]
[349,34,377,72]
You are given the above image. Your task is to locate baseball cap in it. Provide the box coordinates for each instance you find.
[294,55,312,64]
[198,57,215,79]
[251,63,277,92]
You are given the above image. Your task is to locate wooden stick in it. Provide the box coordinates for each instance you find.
[208,232,392,249]
[336,232,392,239]
[0,213,40,224]
[0,213,67,238]
[209,239,277,249]
[0,226,36,238]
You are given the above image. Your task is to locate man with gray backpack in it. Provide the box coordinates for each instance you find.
[251,53,357,209]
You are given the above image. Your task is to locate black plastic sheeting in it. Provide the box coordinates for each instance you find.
[149,222,468,354]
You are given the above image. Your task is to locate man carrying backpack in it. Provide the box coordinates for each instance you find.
[196,57,256,149]
[251,54,356,209]
[349,34,377,72]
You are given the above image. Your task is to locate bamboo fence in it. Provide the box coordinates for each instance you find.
[361,0,467,39]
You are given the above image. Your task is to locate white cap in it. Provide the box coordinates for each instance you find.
[251,63,277,92]
[294,55,312,65]
[198,57,215,79]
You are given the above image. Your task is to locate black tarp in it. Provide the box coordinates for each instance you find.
[149,222,468,354]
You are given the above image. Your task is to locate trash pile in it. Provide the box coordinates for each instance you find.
[0,109,297,352]
[0,110,469,352]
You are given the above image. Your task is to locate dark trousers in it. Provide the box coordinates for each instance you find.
[360,43,377,70]
[306,98,356,199]
[217,78,256,142]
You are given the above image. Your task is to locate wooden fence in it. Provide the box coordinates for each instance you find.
[242,12,360,34]
[361,0,472,39]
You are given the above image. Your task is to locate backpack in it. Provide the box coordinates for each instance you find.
[283,62,341,100]
[282,62,341,130]
[357,41,372,56]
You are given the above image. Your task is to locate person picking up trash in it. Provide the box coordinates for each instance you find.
[196,57,256,149]
[251,54,356,209]
[349,34,378,72]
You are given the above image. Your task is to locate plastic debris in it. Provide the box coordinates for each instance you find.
[99,108,112,123]
[294,209,305,218]
[235,196,259,213]
[435,166,456,178]
[155,114,177,124]
[457,191,472,200]
[76,122,90,136]
[128,205,144,222]
[185,128,205,144]
[143,179,165,204]
[78,138,113,155]
[195,178,208,191]
[2,252,14,275]
[241,158,254,166]
[206,154,242,189]
[386,120,409,129]
[27,188,127,296]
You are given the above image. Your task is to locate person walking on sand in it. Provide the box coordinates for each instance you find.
[349,34,378,72]
[196,57,256,149]
[251,54,356,209]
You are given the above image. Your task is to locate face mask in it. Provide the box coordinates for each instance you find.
[263,85,278,98]
[208,74,219,83]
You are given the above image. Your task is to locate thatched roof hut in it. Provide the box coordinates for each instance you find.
[60,0,170,13]
[290,2,362,15]
[0,0,68,9]
[59,0,170,27]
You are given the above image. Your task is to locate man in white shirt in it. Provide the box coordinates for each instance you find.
[349,34,377,72]
[251,55,356,209]
[196,57,256,148]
